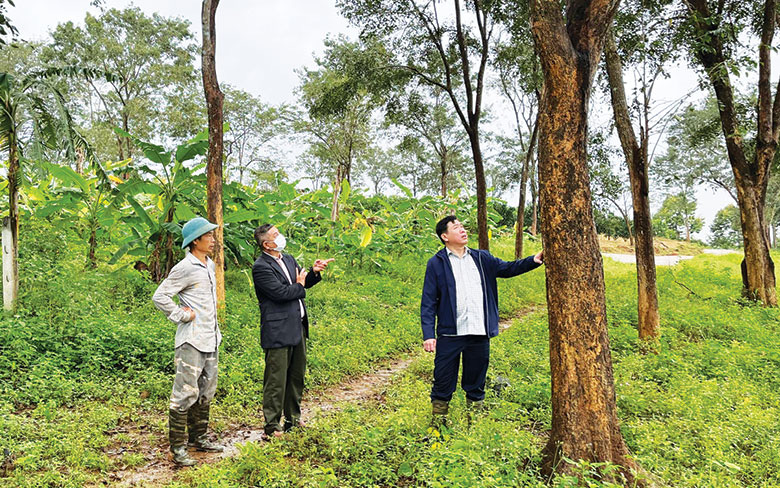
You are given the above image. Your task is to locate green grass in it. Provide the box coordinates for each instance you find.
[1,221,778,487]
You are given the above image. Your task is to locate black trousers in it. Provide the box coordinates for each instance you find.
[262,335,306,434]
[430,335,490,403]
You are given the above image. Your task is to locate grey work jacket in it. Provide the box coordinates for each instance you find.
[152,252,222,352]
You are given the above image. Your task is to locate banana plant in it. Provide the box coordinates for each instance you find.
[0,66,112,309]
[109,128,208,282]
[33,160,127,268]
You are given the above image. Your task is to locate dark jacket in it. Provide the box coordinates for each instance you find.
[252,253,322,349]
[421,248,541,340]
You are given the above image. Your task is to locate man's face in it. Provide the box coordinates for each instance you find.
[263,226,280,251]
[193,231,216,254]
[441,220,468,246]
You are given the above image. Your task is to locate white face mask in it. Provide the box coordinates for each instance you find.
[268,233,286,252]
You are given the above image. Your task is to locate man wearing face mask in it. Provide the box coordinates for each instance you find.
[251,223,334,438]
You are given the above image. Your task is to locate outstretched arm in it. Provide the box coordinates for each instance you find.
[495,250,544,278]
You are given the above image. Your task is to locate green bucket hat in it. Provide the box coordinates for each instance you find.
[181,217,218,249]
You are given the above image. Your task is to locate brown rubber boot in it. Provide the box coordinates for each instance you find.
[431,399,449,429]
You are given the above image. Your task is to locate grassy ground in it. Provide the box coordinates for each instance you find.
[1,225,777,487]
[172,243,780,488]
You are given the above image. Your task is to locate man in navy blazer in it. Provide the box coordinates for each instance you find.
[252,223,333,437]
[421,215,543,425]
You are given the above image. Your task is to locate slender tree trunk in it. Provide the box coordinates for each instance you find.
[530,168,538,236]
[620,212,634,247]
[469,130,489,250]
[331,166,342,222]
[122,111,131,159]
[602,32,661,341]
[4,133,19,310]
[515,118,539,259]
[440,149,448,197]
[87,224,97,269]
[202,0,226,310]
[115,132,125,161]
[530,0,641,482]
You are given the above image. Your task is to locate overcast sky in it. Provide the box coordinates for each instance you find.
[10,0,734,240]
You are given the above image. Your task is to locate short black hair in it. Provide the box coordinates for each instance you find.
[254,223,274,248]
[435,215,458,244]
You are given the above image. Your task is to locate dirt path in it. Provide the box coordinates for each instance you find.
[102,306,540,487]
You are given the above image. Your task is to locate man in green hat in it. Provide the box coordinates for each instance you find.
[153,217,224,466]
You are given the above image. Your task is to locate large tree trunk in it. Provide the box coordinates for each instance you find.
[686,0,777,306]
[202,0,226,310]
[603,30,660,340]
[738,182,776,302]
[530,0,641,482]
[4,134,18,310]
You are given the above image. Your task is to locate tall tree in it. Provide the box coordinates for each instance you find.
[710,204,741,248]
[530,0,641,482]
[385,87,468,197]
[44,7,200,163]
[602,0,682,340]
[339,0,496,249]
[202,0,225,309]
[653,193,703,241]
[296,37,391,220]
[223,85,285,185]
[656,95,737,203]
[679,0,777,305]
[493,4,541,259]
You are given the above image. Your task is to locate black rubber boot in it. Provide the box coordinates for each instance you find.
[187,402,224,453]
[169,409,196,466]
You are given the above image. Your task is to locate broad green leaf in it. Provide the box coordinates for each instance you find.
[360,225,372,248]
[224,208,262,224]
[125,195,155,231]
[175,128,208,163]
[339,179,351,202]
[44,162,88,193]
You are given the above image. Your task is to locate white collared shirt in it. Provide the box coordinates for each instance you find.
[264,251,305,318]
[446,247,486,336]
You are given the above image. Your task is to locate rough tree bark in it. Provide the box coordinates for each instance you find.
[530,0,642,482]
[202,0,226,310]
[685,0,777,306]
[603,30,660,340]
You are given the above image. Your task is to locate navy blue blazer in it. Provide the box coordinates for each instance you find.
[420,247,541,340]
